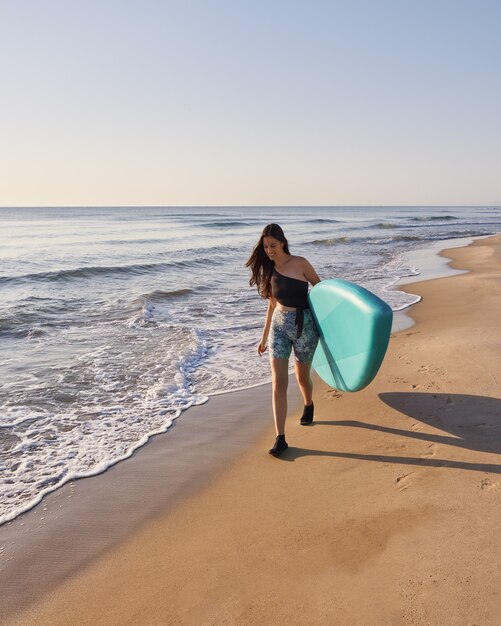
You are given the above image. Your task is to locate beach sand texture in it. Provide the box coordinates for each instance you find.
[9,235,501,625]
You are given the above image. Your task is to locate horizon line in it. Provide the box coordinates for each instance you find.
[1,204,499,209]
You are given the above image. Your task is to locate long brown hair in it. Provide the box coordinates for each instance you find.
[245,223,290,298]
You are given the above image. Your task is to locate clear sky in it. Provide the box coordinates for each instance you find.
[1,0,500,206]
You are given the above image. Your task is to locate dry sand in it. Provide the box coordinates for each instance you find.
[8,235,501,625]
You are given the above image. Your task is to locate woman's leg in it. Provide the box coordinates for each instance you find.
[270,357,289,435]
[294,360,313,406]
[293,311,318,423]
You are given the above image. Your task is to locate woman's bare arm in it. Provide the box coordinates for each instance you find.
[302,258,321,286]
[258,297,276,356]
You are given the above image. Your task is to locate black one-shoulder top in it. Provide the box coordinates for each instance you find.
[271,268,309,337]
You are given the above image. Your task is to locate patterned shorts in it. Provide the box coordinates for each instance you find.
[269,309,319,363]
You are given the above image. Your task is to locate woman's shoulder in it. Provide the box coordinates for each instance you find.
[290,255,311,269]
[289,254,308,264]
[291,256,320,284]
[286,256,314,279]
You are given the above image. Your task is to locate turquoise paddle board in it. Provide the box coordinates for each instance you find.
[308,279,392,392]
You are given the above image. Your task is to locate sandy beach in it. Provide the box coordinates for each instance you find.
[5,234,501,625]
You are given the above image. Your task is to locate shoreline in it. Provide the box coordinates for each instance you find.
[390,234,486,333]
[0,235,474,525]
[0,234,481,526]
[3,233,501,624]
[0,378,304,622]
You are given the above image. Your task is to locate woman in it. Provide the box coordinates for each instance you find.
[246,223,321,457]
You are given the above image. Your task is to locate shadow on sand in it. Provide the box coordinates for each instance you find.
[277,392,501,473]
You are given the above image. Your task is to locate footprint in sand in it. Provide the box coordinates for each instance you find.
[388,376,409,384]
[411,381,441,391]
[413,365,451,390]
[438,403,451,412]
[396,472,415,492]
[479,477,499,491]
[322,389,343,400]
[421,443,438,458]
[425,381,441,391]
[386,440,409,453]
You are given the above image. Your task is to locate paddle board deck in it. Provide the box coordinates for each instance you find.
[308,279,393,391]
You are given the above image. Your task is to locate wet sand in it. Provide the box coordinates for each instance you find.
[5,235,501,625]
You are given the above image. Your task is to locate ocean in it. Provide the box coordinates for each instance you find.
[1,205,500,524]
